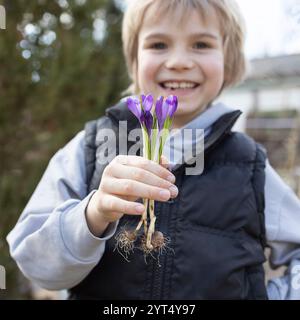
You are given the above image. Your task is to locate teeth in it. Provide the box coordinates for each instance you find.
[163,81,197,89]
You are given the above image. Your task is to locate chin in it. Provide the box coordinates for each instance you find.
[176,106,197,115]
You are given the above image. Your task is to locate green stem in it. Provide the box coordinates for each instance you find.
[146,199,155,250]
[136,127,150,236]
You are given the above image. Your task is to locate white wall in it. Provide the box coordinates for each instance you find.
[218,85,300,132]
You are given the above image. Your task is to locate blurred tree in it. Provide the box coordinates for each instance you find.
[0,0,129,299]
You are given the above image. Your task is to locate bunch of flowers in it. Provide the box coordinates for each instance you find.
[114,94,178,263]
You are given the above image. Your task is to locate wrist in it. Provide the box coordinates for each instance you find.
[85,191,110,237]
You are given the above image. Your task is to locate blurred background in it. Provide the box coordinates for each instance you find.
[0,0,300,299]
[221,0,300,190]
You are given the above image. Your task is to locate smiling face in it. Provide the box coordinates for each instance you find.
[137,5,225,129]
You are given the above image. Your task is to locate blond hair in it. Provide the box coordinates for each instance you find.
[122,0,247,95]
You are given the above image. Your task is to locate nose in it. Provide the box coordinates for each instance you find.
[165,47,195,70]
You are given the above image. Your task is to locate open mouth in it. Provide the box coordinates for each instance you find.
[159,81,200,92]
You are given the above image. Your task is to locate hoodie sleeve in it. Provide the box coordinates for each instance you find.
[6,131,119,290]
[265,160,300,299]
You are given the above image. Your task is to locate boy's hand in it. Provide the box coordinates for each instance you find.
[86,155,178,236]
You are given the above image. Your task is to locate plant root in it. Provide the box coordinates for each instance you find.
[139,231,174,267]
[114,227,138,262]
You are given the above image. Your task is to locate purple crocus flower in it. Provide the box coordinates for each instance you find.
[127,96,142,121]
[165,95,178,118]
[127,95,153,137]
[142,111,153,137]
[141,94,154,112]
[155,96,164,130]
[155,95,178,130]
[128,94,178,140]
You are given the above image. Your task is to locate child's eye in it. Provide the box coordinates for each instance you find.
[150,42,167,50]
[194,41,210,49]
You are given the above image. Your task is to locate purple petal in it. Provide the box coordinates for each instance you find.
[161,100,170,121]
[142,94,154,112]
[127,96,142,121]
[155,96,164,130]
[156,99,170,130]
[166,95,178,118]
[143,111,153,137]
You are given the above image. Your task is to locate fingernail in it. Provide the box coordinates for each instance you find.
[135,204,145,213]
[167,175,176,183]
[159,189,170,200]
[169,185,178,197]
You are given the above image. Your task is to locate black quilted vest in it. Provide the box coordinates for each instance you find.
[70,100,268,300]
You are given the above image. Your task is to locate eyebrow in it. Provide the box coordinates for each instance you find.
[144,32,220,41]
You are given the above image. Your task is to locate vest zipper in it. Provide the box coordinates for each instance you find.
[150,200,168,299]
[150,165,183,299]
[151,198,178,299]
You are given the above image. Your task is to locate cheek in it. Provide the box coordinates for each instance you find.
[139,60,156,83]
[137,52,160,89]
[203,54,224,85]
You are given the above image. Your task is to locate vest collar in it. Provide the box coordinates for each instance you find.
[205,109,242,152]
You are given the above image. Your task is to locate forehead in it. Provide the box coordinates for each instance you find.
[139,2,221,38]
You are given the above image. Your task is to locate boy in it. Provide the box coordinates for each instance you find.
[7,0,300,299]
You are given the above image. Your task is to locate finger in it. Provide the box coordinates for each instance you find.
[111,162,175,189]
[115,155,175,183]
[101,194,145,215]
[103,177,173,202]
